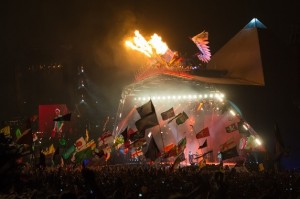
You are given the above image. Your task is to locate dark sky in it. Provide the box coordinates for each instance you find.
[1,0,300,166]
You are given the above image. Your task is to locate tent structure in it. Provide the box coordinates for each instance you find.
[113,18,267,163]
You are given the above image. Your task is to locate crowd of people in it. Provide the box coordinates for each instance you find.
[1,109,300,198]
[0,160,300,199]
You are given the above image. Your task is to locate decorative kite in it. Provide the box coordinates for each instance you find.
[191,31,211,63]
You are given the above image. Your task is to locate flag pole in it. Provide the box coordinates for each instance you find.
[158,124,165,154]
[190,125,201,145]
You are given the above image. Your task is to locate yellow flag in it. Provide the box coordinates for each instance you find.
[258,163,264,172]
[43,144,55,155]
[0,126,10,136]
[199,159,206,169]
[85,129,89,142]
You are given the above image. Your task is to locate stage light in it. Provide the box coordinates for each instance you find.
[138,97,141,100]
[142,97,146,101]
[229,110,236,116]
[209,94,214,98]
[204,94,208,98]
[198,95,203,98]
[193,95,197,99]
[134,98,137,100]
[255,138,262,145]
[183,95,186,99]
[167,96,171,99]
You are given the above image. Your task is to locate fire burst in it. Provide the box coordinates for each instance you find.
[125,30,169,58]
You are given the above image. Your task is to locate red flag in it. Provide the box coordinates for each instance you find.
[163,143,175,152]
[196,127,210,139]
[130,149,143,158]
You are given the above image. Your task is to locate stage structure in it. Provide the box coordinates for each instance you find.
[114,18,266,163]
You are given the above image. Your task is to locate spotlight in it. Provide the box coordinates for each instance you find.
[229,110,236,116]
[255,138,262,145]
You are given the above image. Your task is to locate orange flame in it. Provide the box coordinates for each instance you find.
[125,30,169,57]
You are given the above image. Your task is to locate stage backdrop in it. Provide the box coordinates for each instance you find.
[39,104,69,138]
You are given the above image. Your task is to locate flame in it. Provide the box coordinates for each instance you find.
[125,30,169,57]
[149,34,168,55]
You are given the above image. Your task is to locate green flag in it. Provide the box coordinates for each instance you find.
[62,145,76,159]
[75,147,93,163]
[176,112,189,125]
[15,128,21,139]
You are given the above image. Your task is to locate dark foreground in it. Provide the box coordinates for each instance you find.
[0,163,300,199]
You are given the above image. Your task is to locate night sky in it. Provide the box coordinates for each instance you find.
[1,1,299,166]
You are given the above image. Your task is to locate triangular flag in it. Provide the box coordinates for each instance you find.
[199,139,208,149]
[144,136,160,161]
